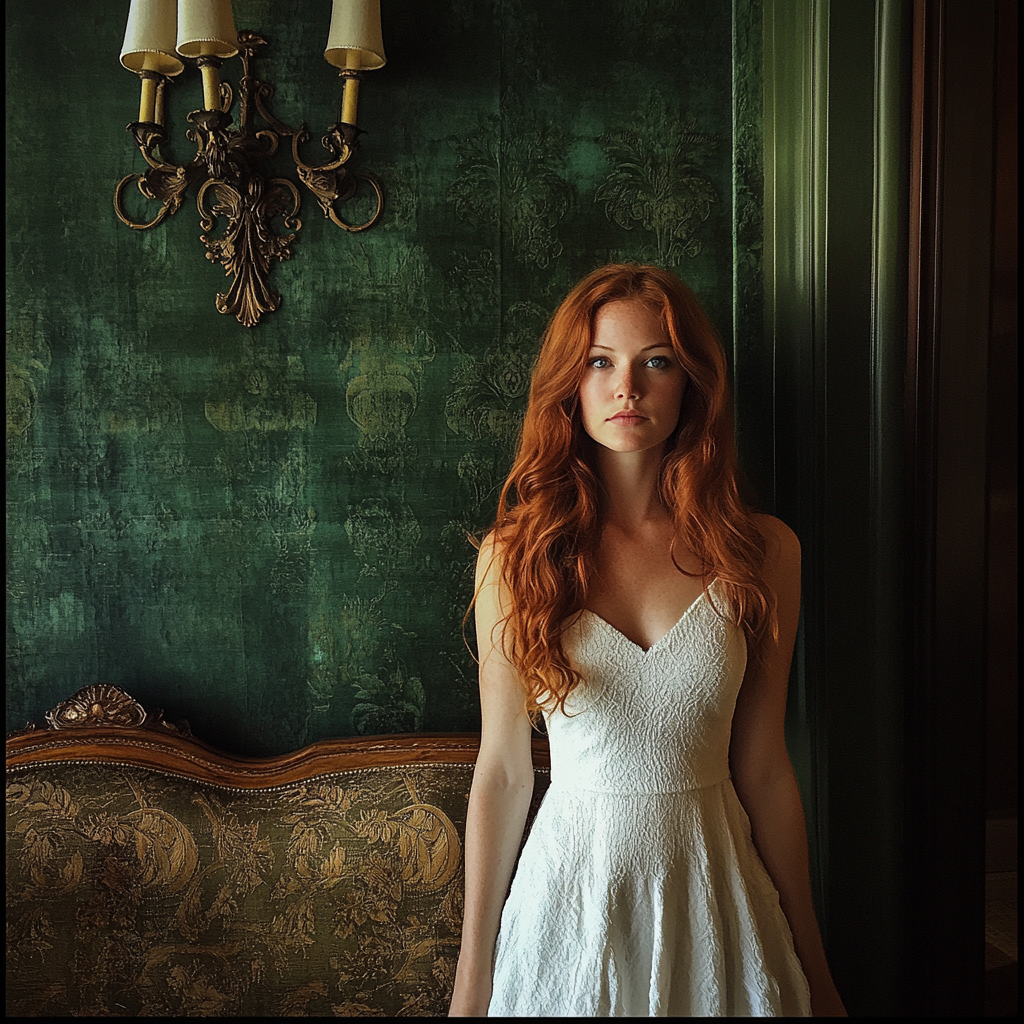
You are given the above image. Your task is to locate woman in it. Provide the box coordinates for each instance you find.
[449,265,847,1017]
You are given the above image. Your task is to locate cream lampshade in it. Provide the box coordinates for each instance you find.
[121,0,184,123]
[174,0,239,59]
[324,0,386,71]
[120,0,185,76]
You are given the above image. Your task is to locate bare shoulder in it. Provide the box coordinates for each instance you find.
[751,513,801,568]
[477,527,509,557]
[475,528,508,586]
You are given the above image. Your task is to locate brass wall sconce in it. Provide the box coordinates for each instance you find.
[115,0,386,327]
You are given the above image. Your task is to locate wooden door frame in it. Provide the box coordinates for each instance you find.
[903,0,995,1014]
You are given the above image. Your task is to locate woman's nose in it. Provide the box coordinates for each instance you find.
[615,365,639,400]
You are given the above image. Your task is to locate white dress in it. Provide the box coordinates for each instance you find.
[487,583,812,1017]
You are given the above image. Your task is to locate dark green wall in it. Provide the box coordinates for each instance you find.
[6,0,761,755]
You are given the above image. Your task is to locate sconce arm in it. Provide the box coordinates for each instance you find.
[113,121,202,230]
[251,80,302,138]
[292,122,384,232]
[324,171,385,232]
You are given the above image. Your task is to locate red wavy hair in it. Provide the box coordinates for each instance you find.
[479,264,775,718]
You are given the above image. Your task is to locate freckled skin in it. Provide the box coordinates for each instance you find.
[579,301,688,456]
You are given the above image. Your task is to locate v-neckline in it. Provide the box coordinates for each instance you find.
[582,582,714,654]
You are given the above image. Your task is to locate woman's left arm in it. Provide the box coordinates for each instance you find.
[729,515,848,1017]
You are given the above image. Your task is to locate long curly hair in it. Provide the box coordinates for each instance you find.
[480,264,775,718]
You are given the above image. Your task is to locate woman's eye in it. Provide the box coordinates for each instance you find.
[646,356,671,369]
[588,357,611,368]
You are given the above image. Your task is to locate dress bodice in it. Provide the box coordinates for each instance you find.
[546,583,748,794]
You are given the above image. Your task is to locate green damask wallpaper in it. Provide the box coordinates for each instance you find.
[6,0,762,755]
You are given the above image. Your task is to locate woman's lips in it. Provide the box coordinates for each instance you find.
[609,411,647,424]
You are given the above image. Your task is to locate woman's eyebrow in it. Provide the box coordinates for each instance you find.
[589,343,673,352]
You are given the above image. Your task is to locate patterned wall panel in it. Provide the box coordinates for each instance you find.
[6,0,761,755]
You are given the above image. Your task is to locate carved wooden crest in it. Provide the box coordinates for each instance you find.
[6,684,191,738]
[45,684,149,729]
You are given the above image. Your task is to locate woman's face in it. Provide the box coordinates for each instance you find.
[579,300,688,455]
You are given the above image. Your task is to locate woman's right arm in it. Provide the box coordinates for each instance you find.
[448,534,536,1017]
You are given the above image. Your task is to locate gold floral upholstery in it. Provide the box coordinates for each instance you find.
[5,690,550,1017]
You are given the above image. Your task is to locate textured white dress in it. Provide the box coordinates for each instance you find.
[487,584,812,1017]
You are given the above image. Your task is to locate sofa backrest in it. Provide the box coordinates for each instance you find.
[6,685,550,1017]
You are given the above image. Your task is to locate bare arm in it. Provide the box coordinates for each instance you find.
[729,516,847,1017]
[449,535,536,1017]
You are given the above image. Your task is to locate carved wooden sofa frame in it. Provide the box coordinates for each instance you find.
[6,685,550,1017]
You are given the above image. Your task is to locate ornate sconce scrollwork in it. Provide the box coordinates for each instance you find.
[115,1,386,327]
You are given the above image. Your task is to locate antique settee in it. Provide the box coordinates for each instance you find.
[5,685,550,1017]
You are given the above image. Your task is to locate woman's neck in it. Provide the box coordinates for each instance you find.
[594,446,671,528]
